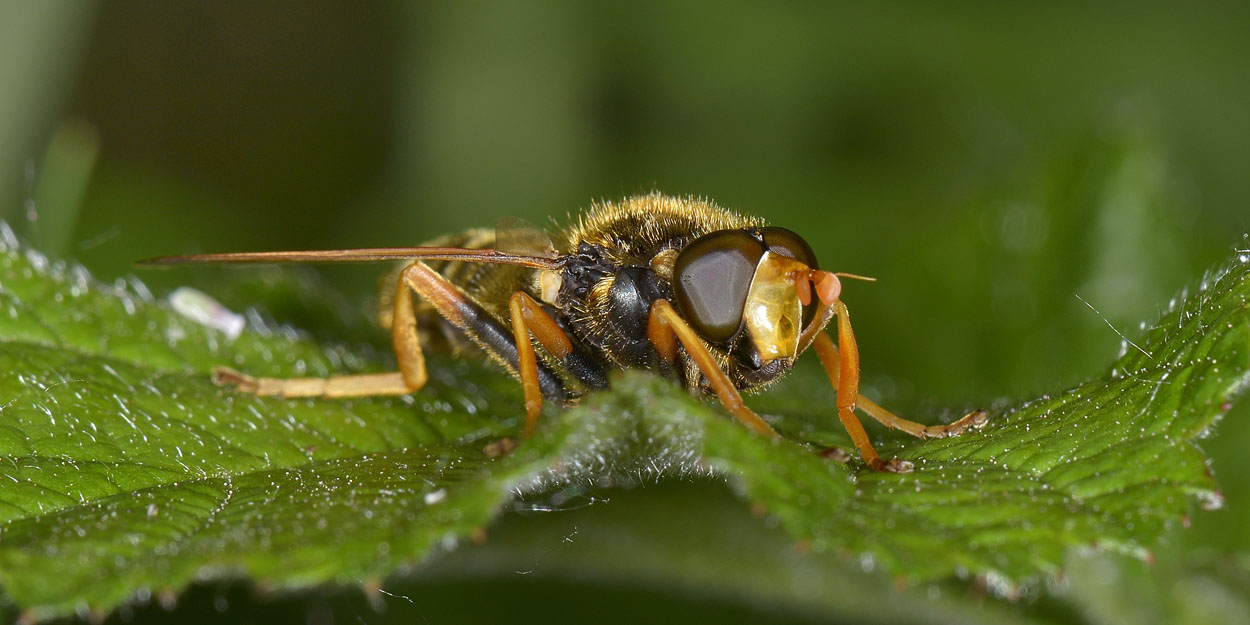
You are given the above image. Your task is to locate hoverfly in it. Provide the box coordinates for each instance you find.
[143,193,986,471]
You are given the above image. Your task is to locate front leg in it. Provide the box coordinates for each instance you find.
[812,333,988,440]
[823,301,893,471]
[811,301,986,472]
[647,299,779,437]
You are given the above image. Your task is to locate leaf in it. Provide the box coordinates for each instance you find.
[1,223,1248,620]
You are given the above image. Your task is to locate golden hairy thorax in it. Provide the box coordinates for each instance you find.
[561,194,762,263]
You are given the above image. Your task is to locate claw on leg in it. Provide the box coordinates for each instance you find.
[882,458,915,473]
[212,366,257,392]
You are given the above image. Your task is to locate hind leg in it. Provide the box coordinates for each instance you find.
[214,261,430,398]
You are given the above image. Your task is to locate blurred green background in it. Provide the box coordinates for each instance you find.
[3,1,1248,624]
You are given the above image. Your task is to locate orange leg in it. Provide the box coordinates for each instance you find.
[508,291,575,438]
[810,302,987,472]
[213,261,433,398]
[822,301,888,471]
[648,299,778,437]
[811,333,987,439]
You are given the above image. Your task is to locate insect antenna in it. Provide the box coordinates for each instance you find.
[832,272,877,282]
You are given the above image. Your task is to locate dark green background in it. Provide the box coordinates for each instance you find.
[3,2,1248,624]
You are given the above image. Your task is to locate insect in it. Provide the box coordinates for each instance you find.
[142,193,985,471]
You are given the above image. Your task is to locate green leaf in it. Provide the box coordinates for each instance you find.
[1,224,1247,621]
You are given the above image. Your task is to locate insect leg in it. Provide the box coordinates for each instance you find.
[399,264,569,405]
[809,302,891,470]
[212,262,434,398]
[647,299,778,437]
[507,291,579,437]
[212,369,414,397]
[811,333,988,439]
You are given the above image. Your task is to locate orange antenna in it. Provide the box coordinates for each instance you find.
[833,272,876,282]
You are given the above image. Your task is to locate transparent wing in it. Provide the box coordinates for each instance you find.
[494,216,558,258]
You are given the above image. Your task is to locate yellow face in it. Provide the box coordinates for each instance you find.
[741,251,808,361]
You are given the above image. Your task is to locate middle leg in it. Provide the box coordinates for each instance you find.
[508,290,578,437]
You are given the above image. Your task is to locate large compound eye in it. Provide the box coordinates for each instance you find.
[759,227,818,270]
[672,230,766,342]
